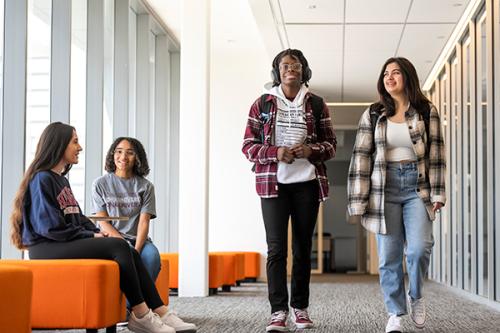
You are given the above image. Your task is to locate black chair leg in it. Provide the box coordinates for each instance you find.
[106,324,117,333]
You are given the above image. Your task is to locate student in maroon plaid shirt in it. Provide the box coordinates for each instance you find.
[242,49,336,332]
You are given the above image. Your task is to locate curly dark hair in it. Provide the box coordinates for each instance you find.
[376,57,431,117]
[104,137,150,176]
[272,48,311,87]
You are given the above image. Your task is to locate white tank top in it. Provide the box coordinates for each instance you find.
[385,119,417,161]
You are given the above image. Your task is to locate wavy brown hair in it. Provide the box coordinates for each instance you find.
[10,122,75,249]
[104,137,150,177]
[376,57,431,117]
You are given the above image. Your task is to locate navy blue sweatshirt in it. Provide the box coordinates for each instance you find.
[22,170,99,246]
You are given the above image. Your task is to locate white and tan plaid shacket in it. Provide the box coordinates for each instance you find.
[347,103,446,234]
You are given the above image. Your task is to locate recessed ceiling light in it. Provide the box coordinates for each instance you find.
[425,60,433,64]
[452,3,463,7]
[437,35,446,39]
[308,4,317,9]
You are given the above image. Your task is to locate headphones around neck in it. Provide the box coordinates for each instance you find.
[271,64,312,86]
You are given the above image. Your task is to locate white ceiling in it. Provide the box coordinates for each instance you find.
[145,0,470,104]
[262,0,471,102]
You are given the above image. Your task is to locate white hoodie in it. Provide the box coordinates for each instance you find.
[264,84,316,184]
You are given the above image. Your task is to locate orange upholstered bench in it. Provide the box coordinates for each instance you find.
[161,253,178,291]
[208,253,224,294]
[161,253,224,294]
[241,251,261,281]
[155,256,170,305]
[2,259,125,333]
[0,264,33,333]
[210,252,244,291]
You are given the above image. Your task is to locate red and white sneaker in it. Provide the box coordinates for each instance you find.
[266,310,288,332]
[291,308,314,329]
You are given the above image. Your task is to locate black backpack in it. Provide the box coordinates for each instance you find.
[368,102,431,156]
[251,94,324,171]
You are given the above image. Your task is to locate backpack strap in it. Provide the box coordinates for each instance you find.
[421,104,431,157]
[369,103,383,154]
[309,94,324,132]
[260,94,272,116]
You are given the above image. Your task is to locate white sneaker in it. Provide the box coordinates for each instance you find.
[385,315,402,333]
[407,293,426,328]
[128,309,175,333]
[161,311,197,332]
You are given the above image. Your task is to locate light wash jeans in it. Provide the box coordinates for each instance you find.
[376,162,434,316]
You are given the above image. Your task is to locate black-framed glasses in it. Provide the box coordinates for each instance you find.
[279,63,303,72]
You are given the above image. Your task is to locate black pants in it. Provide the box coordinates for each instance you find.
[29,237,163,309]
[261,179,320,313]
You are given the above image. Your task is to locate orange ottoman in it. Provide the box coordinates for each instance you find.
[155,257,170,305]
[2,259,125,333]
[0,264,32,333]
[208,253,224,294]
[210,252,239,291]
[242,252,260,281]
[161,253,179,290]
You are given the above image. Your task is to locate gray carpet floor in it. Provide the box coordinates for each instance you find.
[34,274,500,333]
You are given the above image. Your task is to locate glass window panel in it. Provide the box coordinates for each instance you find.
[462,36,472,291]
[477,13,488,297]
[451,57,459,287]
[25,0,52,168]
[69,0,87,208]
[103,0,114,166]
[439,72,448,283]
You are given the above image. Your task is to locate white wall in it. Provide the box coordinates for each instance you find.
[208,0,271,274]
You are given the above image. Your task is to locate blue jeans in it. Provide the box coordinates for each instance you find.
[376,162,434,316]
[126,239,161,309]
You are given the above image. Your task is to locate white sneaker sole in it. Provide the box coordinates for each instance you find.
[295,322,314,329]
[176,328,197,333]
[411,319,425,329]
[266,325,289,332]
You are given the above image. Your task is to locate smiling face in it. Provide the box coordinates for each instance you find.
[383,62,405,97]
[279,55,303,88]
[61,130,82,165]
[113,139,136,174]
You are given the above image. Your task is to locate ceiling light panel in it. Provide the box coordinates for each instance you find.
[407,0,470,23]
[346,0,411,23]
[279,0,344,23]
[397,23,456,80]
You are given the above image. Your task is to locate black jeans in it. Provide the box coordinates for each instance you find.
[29,237,164,309]
[261,179,320,313]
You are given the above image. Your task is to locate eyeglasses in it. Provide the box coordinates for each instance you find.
[114,149,136,157]
[279,63,303,72]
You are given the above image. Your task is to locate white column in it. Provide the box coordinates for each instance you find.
[1,0,27,259]
[178,0,210,297]
[168,51,180,252]
[50,0,71,123]
[84,0,105,211]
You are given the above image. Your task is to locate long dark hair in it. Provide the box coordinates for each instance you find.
[272,48,311,87]
[10,122,75,249]
[376,57,430,117]
[104,137,150,177]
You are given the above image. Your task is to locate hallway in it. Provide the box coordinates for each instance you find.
[35,274,500,333]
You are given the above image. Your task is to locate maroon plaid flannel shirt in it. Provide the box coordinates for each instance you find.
[242,93,336,201]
